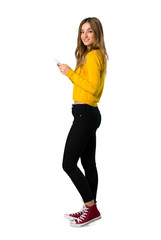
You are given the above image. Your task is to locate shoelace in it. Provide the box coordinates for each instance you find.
[76,207,89,223]
[71,205,85,216]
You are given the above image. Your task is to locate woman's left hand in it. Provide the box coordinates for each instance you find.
[57,63,71,75]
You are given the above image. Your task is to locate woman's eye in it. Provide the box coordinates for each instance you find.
[81,31,92,34]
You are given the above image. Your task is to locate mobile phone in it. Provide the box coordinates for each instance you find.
[54,59,60,64]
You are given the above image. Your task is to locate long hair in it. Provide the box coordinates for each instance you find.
[75,17,109,72]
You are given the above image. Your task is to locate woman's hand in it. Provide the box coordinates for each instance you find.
[57,63,71,75]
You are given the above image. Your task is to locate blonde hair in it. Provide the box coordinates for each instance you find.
[75,17,109,72]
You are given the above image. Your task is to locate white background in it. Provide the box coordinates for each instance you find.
[0,0,161,239]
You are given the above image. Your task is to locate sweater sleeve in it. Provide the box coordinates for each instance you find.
[66,51,102,96]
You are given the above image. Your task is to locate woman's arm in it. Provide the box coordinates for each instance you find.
[66,51,102,96]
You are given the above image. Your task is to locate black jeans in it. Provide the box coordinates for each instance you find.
[62,104,101,203]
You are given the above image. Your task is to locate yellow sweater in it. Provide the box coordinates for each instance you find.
[66,49,106,107]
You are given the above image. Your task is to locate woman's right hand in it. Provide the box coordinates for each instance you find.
[57,63,71,75]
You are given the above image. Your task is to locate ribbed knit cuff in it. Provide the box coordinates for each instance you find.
[66,68,74,78]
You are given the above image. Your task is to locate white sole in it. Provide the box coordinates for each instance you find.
[70,215,101,227]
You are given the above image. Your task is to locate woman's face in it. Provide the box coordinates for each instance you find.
[80,22,95,48]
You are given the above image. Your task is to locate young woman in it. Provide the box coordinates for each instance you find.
[57,17,108,227]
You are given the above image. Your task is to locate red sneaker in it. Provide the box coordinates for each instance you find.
[70,204,101,227]
[64,204,86,221]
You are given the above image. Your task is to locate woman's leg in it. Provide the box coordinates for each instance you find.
[80,132,98,202]
[62,123,94,203]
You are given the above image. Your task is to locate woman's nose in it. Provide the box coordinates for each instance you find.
[84,32,88,38]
